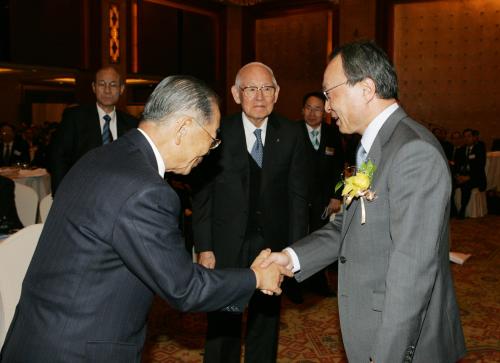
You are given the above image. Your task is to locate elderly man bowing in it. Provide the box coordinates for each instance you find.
[0,76,290,363]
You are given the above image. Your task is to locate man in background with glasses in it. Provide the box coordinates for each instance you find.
[48,66,138,196]
[192,62,309,363]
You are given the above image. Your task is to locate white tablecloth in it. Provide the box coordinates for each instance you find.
[0,167,51,201]
[486,151,500,192]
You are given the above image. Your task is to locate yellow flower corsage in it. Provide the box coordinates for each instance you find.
[335,160,377,224]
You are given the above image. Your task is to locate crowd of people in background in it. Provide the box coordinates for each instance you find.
[0,121,58,168]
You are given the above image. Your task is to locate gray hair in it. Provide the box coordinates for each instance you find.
[331,40,398,99]
[142,75,219,125]
[234,62,278,88]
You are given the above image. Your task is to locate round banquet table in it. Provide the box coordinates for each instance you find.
[486,151,500,192]
[0,167,51,201]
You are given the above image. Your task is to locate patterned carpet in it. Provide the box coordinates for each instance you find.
[142,215,500,362]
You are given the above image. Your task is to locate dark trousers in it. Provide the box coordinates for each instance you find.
[457,180,478,217]
[204,233,281,363]
[204,292,281,363]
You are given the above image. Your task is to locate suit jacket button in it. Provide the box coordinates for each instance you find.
[340,256,346,264]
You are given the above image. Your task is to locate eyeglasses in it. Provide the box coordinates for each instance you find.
[304,105,324,114]
[95,81,121,90]
[323,81,347,100]
[193,118,221,150]
[239,85,276,99]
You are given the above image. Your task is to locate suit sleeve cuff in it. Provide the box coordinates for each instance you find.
[283,247,301,273]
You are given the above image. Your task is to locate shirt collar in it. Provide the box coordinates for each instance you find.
[137,128,166,177]
[96,103,116,120]
[242,112,268,134]
[305,123,321,135]
[360,103,399,154]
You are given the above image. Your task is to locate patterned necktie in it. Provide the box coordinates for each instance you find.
[311,129,320,150]
[356,143,367,169]
[251,129,264,168]
[102,114,113,145]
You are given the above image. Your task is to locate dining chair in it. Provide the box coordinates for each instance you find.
[0,223,43,349]
[14,183,39,227]
[39,193,53,223]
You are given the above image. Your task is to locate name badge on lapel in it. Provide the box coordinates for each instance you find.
[325,146,335,156]
[468,154,476,160]
[13,150,21,156]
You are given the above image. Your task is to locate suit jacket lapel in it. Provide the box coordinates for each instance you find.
[340,106,407,241]
[227,115,250,198]
[89,105,103,146]
[261,114,280,194]
[116,111,126,137]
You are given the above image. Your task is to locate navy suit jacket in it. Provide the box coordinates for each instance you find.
[1,129,255,363]
[48,104,138,194]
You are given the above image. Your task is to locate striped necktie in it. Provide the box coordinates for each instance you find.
[102,114,113,145]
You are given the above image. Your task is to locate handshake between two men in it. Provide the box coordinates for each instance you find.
[250,249,293,295]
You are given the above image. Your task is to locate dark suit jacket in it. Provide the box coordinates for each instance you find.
[0,138,30,167]
[1,130,255,363]
[302,122,344,231]
[192,112,309,268]
[48,104,138,194]
[455,142,487,190]
[0,175,23,232]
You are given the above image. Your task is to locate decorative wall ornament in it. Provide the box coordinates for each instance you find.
[109,3,120,63]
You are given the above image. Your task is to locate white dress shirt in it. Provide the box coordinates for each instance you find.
[137,128,166,177]
[96,104,118,140]
[242,113,268,153]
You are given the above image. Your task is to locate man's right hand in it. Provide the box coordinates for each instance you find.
[198,251,216,269]
[260,251,293,270]
[251,249,293,295]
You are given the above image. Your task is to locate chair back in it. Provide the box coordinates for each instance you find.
[39,194,53,223]
[0,223,43,348]
[14,183,39,226]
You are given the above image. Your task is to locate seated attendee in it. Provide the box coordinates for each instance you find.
[0,175,23,233]
[454,128,487,218]
[0,123,30,167]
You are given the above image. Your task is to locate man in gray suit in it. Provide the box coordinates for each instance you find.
[262,41,466,363]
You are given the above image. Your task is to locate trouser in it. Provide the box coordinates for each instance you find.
[204,233,281,363]
[204,291,281,363]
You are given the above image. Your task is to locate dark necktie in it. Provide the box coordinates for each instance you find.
[251,129,264,168]
[102,115,113,145]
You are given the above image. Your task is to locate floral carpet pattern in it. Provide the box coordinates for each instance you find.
[142,215,500,362]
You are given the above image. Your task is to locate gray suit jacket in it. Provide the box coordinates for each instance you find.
[292,107,466,363]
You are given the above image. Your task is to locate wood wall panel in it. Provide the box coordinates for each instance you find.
[140,2,179,75]
[255,11,330,120]
[9,0,84,68]
[393,0,500,148]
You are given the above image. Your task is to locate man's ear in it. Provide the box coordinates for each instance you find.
[361,78,376,102]
[174,116,193,145]
[119,83,125,96]
[231,85,242,105]
[91,82,96,95]
[273,85,280,104]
